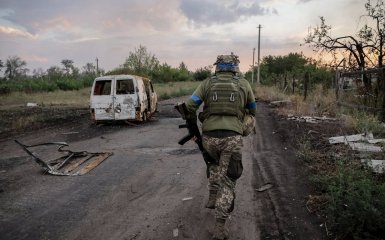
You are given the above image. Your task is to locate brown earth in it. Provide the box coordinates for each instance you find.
[0,97,346,240]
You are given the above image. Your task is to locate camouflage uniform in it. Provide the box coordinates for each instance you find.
[185,53,256,239]
[203,134,243,220]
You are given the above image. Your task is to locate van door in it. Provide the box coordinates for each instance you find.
[148,81,157,114]
[114,78,137,120]
[91,79,114,120]
[136,79,148,120]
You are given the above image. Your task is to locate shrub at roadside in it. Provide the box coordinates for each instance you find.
[313,162,385,240]
[0,76,95,93]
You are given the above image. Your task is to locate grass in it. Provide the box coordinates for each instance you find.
[0,81,202,109]
[255,84,338,117]
[154,81,200,100]
[0,88,92,109]
[257,84,385,239]
[0,81,201,134]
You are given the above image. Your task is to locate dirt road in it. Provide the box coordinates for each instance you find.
[0,99,325,240]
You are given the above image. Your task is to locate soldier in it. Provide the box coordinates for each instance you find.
[185,53,257,239]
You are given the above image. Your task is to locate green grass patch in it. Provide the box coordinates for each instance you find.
[312,161,385,239]
[154,81,200,100]
[0,88,91,108]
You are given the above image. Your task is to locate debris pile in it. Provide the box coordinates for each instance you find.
[287,115,338,124]
[328,133,385,174]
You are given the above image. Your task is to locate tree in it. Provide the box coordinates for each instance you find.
[32,68,45,79]
[193,66,212,81]
[122,45,160,76]
[5,56,28,80]
[47,66,63,80]
[0,59,3,72]
[304,0,385,91]
[61,59,79,76]
[179,62,189,72]
[82,62,97,76]
[61,59,73,74]
[252,53,307,86]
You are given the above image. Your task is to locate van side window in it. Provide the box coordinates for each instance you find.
[117,79,135,94]
[94,80,112,95]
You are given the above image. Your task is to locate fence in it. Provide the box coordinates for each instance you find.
[336,67,385,120]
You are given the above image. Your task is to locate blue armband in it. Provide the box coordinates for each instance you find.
[191,95,203,106]
[246,101,257,109]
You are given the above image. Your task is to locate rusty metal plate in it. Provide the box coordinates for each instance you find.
[15,140,113,176]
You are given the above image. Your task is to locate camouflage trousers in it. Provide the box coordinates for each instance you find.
[202,134,243,220]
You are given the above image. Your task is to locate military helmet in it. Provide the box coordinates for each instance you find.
[214,53,240,73]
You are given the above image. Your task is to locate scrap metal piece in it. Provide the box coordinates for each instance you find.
[256,183,274,192]
[347,142,382,153]
[15,140,112,176]
[328,133,374,144]
[361,159,385,174]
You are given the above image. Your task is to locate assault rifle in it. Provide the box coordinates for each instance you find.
[175,102,217,177]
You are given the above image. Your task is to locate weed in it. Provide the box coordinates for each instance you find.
[341,110,385,137]
[297,136,314,163]
[318,162,385,239]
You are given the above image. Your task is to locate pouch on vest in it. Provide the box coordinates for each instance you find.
[202,76,244,120]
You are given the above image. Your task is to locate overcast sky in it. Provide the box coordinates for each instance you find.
[0,0,365,73]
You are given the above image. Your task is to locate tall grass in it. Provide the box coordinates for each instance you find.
[255,84,338,117]
[154,81,200,100]
[0,88,92,108]
[312,162,385,239]
[0,81,201,109]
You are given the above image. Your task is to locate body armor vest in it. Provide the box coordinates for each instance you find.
[202,75,244,120]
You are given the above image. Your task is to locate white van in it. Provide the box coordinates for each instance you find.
[90,75,157,122]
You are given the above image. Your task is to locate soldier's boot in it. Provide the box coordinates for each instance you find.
[205,190,217,209]
[212,218,229,240]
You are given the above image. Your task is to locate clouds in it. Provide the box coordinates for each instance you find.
[0,0,365,72]
[179,0,273,26]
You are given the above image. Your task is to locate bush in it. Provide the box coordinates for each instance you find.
[0,85,11,95]
[313,162,385,239]
[56,78,83,91]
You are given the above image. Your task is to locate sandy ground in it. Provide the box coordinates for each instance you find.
[0,98,326,240]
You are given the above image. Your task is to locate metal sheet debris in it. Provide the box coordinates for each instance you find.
[287,115,338,124]
[173,228,179,238]
[367,139,385,144]
[328,132,385,173]
[328,133,374,144]
[26,102,38,107]
[348,142,382,152]
[269,100,291,107]
[361,159,385,173]
[15,140,113,176]
[256,183,273,192]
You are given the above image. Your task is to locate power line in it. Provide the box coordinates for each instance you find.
[257,24,262,85]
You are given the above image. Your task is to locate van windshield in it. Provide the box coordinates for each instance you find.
[93,80,112,95]
[116,79,135,94]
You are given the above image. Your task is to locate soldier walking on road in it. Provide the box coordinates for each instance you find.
[185,53,257,239]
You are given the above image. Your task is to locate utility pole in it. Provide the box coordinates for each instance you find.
[252,48,255,84]
[257,24,262,85]
[95,57,99,76]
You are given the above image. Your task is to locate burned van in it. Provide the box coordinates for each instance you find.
[90,75,157,122]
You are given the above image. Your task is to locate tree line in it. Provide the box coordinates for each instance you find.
[2,0,383,98]
[0,45,213,94]
[0,45,330,95]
